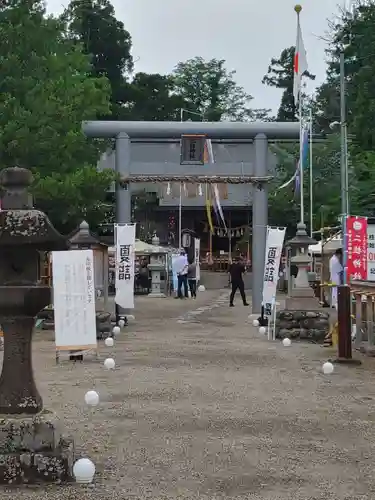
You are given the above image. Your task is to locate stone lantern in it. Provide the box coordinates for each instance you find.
[147,233,168,297]
[0,167,73,483]
[286,222,317,303]
[275,222,330,343]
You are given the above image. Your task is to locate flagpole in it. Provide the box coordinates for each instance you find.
[294,4,306,226]
[179,113,184,249]
[299,94,304,224]
[309,106,313,237]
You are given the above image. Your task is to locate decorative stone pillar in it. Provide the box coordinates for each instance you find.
[0,167,74,484]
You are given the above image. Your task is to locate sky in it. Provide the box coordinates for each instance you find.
[46,0,349,113]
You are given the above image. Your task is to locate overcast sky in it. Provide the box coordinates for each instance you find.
[47,0,349,113]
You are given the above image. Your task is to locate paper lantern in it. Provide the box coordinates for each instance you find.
[104,358,115,370]
[104,337,114,347]
[259,326,266,335]
[252,319,259,327]
[118,319,125,328]
[322,361,334,375]
[112,326,120,336]
[282,338,291,347]
[84,390,99,406]
[73,458,95,484]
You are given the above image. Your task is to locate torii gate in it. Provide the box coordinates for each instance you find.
[82,121,300,312]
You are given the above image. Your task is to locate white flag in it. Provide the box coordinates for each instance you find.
[262,227,286,317]
[115,224,136,309]
[293,15,308,106]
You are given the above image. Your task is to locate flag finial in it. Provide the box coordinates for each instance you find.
[294,4,302,14]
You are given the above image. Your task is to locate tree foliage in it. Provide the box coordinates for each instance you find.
[125,72,183,121]
[64,0,133,119]
[172,57,270,121]
[0,0,115,232]
[262,47,315,122]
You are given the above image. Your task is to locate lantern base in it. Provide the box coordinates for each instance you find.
[0,410,74,484]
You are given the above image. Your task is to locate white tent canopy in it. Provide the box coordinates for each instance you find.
[109,239,179,255]
[308,233,342,254]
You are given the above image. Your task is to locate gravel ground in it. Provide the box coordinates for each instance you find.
[2,290,375,499]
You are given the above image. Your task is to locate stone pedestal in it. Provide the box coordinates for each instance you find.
[0,411,74,484]
[147,262,166,298]
[277,222,330,342]
[275,310,330,342]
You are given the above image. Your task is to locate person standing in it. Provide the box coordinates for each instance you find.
[187,255,197,298]
[329,248,343,309]
[174,249,189,299]
[228,256,249,307]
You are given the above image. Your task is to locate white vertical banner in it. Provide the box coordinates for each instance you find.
[52,250,97,350]
[194,238,201,281]
[262,227,286,317]
[115,223,136,309]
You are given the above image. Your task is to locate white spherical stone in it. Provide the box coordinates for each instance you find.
[104,357,115,370]
[112,326,120,336]
[322,361,334,375]
[259,326,266,335]
[73,458,95,484]
[282,338,291,347]
[252,319,259,327]
[198,284,205,292]
[104,337,114,347]
[118,319,125,328]
[84,390,99,406]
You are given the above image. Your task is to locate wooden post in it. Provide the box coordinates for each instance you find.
[335,285,361,365]
[354,292,362,349]
[367,294,374,346]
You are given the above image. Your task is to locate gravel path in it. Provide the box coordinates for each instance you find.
[2,290,375,499]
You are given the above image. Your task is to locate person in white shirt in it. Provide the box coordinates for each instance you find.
[329,248,343,309]
[174,249,189,298]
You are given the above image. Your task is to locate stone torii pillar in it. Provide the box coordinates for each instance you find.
[82,120,300,313]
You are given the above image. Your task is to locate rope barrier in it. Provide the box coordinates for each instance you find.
[119,175,273,185]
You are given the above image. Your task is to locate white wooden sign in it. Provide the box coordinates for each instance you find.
[52,250,97,352]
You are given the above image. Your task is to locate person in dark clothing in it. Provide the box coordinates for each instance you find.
[228,257,249,307]
[187,255,197,298]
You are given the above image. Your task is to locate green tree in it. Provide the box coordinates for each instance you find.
[269,135,344,232]
[172,56,270,121]
[0,0,115,231]
[125,72,183,121]
[64,0,133,119]
[262,46,315,121]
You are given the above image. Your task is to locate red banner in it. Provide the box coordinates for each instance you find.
[346,216,368,281]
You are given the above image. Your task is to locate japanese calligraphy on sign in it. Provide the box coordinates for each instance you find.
[115,223,136,309]
[367,224,375,280]
[180,135,206,165]
[346,216,368,282]
[262,227,286,317]
[52,250,97,350]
